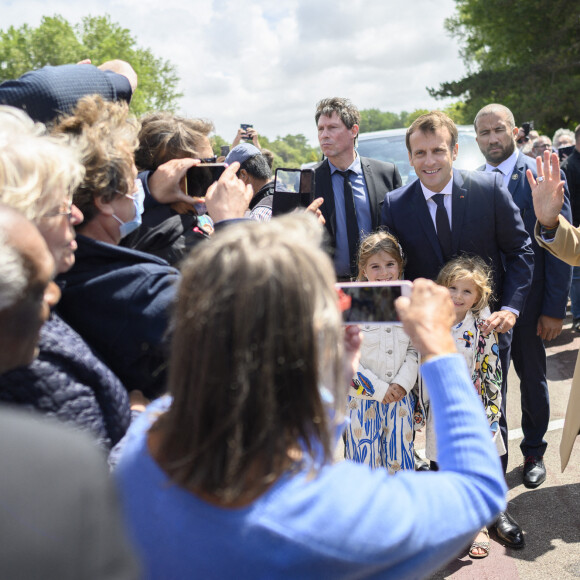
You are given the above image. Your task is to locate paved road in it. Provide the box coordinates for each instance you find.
[427,312,580,579]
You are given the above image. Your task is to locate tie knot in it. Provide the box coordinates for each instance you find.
[336,169,352,179]
[432,193,446,208]
[492,168,503,174]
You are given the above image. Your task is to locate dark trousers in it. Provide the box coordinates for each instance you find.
[511,324,549,458]
[498,290,550,472]
[497,330,512,473]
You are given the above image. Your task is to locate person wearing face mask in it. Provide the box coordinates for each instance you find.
[52,96,252,399]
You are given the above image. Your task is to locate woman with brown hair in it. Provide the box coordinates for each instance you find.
[114,214,507,579]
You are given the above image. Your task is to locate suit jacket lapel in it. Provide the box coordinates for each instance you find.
[451,169,468,254]
[317,160,336,241]
[360,158,380,229]
[508,153,526,200]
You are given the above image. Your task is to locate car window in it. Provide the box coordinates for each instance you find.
[356,128,485,185]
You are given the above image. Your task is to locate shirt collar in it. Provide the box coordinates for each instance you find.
[329,154,362,176]
[485,149,518,176]
[419,176,454,201]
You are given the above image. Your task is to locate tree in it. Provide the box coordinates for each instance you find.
[429,0,580,133]
[357,105,468,134]
[0,15,182,115]
[213,132,320,169]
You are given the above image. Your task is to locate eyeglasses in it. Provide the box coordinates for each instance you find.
[533,144,551,151]
[118,179,142,200]
[41,203,74,221]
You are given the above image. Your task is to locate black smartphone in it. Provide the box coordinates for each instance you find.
[185,163,227,198]
[220,145,230,157]
[558,144,575,161]
[336,281,412,325]
[240,124,253,141]
[271,168,315,216]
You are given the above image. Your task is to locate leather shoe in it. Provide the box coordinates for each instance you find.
[523,455,546,489]
[493,510,525,549]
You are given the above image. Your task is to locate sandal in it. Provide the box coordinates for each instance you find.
[469,527,490,559]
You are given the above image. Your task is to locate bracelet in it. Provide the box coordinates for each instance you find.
[540,223,558,240]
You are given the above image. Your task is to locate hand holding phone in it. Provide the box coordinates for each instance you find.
[240,124,254,141]
[185,163,227,199]
[272,168,316,216]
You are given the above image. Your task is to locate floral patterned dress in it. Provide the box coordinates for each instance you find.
[344,324,418,474]
[421,307,505,460]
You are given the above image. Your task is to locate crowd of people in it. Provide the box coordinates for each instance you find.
[0,59,578,578]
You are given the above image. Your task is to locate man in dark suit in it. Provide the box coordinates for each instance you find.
[474,103,572,487]
[381,111,534,549]
[314,97,402,279]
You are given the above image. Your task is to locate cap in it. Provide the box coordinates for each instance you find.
[225,143,261,166]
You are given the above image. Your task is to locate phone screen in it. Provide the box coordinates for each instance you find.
[185,163,227,197]
[272,168,315,216]
[336,282,411,324]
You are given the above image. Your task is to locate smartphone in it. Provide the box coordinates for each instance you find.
[336,281,412,325]
[220,145,231,157]
[558,144,575,161]
[271,168,315,216]
[185,163,227,198]
[240,123,253,141]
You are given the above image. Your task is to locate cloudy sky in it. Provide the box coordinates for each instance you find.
[1,0,467,146]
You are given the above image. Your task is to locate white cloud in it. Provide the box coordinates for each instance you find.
[0,0,467,145]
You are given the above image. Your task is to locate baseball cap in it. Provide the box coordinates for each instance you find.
[225,143,261,166]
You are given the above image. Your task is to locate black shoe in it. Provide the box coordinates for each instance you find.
[523,455,546,489]
[493,511,525,549]
[413,450,430,471]
[573,318,580,333]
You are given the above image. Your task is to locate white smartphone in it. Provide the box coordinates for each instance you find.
[336,281,412,325]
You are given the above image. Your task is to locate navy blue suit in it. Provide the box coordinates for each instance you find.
[381,169,534,311]
[381,168,534,467]
[480,153,572,458]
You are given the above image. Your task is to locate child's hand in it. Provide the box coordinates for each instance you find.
[383,383,406,404]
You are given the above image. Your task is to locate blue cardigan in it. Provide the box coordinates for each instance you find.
[114,354,506,579]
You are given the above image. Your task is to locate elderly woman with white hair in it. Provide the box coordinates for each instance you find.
[0,106,131,450]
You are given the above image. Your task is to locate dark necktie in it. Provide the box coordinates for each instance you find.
[432,193,452,261]
[337,170,359,276]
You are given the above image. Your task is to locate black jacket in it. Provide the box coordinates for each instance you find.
[0,313,131,449]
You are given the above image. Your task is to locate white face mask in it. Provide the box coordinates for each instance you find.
[112,179,145,238]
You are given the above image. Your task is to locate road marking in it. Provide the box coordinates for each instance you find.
[414,418,566,459]
[507,418,565,441]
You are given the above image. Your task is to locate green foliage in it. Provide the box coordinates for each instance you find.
[357,104,467,134]
[0,14,182,116]
[429,0,580,133]
[213,132,321,169]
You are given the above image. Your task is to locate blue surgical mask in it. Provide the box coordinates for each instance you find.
[113,179,145,238]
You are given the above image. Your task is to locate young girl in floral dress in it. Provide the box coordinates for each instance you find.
[433,254,504,559]
[344,232,418,474]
